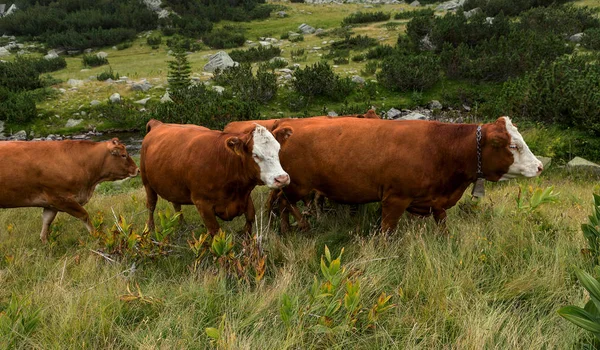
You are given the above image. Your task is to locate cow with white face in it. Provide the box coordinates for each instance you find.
[140,119,291,235]
[498,117,543,180]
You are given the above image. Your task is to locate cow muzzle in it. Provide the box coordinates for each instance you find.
[273,174,290,188]
[129,168,140,177]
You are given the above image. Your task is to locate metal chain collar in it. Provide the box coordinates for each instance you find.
[476,125,484,178]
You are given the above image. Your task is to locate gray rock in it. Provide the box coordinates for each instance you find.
[387,108,402,119]
[160,92,172,103]
[58,88,66,93]
[131,80,153,92]
[327,111,338,117]
[44,51,59,60]
[314,28,325,36]
[278,68,293,74]
[400,112,427,120]
[485,17,494,25]
[84,48,93,54]
[80,111,86,116]
[5,4,17,16]
[569,33,584,43]
[67,79,84,87]
[135,97,151,105]
[277,11,287,17]
[351,75,365,84]
[212,86,225,94]
[462,104,471,112]
[464,7,482,19]
[298,23,316,34]
[65,119,83,128]
[429,100,443,110]
[436,0,466,11]
[288,32,301,40]
[96,51,108,59]
[567,157,600,173]
[536,156,552,169]
[11,130,27,141]
[90,100,101,106]
[203,51,238,73]
[410,0,420,6]
[67,50,81,55]
[420,34,436,51]
[0,120,4,135]
[0,47,10,57]
[259,41,271,47]
[109,93,121,103]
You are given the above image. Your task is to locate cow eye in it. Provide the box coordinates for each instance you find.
[253,154,261,161]
[121,154,127,158]
[509,144,518,150]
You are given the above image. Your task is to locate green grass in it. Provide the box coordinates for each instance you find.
[1,168,599,348]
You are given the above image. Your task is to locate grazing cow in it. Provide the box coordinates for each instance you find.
[140,119,292,235]
[269,116,543,233]
[0,138,139,243]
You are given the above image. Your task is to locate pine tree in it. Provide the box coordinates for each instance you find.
[167,47,191,91]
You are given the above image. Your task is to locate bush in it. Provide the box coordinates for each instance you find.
[429,10,511,50]
[490,55,600,135]
[333,57,349,65]
[463,0,570,17]
[362,61,378,75]
[342,11,391,26]
[260,58,288,70]
[82,54,108,67]
[166,35,203,52]
[582,28,600,50]
[202,28,246,49]
[147,35,162,46]
[161,26,176,36]
[0,60,42,92]
[330,35,378,50]
[394,8,435,20]
[366,45,394,59]
[172,15,213,37]
[214,63,277,104]
[0,88,37,124]
[290,35,304,43]
[406,13,435,49]
[352,54,366,62]
[97,67,119,81]
[150,84,259,129]
[292,62,354,101]
[229,45,282,63]
[377,53,440,91]
[116,42,133,50]
[518,4,600,37]
[44,28,137,50]
[15,56,66,74]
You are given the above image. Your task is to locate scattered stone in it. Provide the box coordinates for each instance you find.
[567,157,600,174]
[400,112,427,120]
[410,0,420,6]
[0,120,4,136]
[312,47,322,50]
[160,92,172,103]
[537,156,552,169]
[464,7,482,19]
[44,51,59,60]
[67,79,84,87]
[131,80,153,92]
[11,130,27,141]
[420,34,436,51]
[277,11,287,17]
[0,47,10,57]
[569,33,584,43]
[90,99,101,107]
[203,51,238,73]
[80,69,90,72]
[314,28,325,36]
[96,51,108,58]
[328,111,338,117]
[288,32,301,40]
[84,48,93,54]
[435,0,465,11]
[259,41,271,47]
[65,119,83,128]
[81,111,87,116]
[462,104,471,112]
[109,93,121,103]
[212,86,225,94]
[351,75,365,84]
[298,23,316,35]
[386,108,402,119]
[429,100,443,110]
[485,17,494,25]
[135,97,151,105]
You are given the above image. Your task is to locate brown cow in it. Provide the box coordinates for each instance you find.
[140,119,293,235]
[0,138,139,243]
[269,116,543,233]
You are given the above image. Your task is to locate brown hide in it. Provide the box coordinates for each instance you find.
[0,138,139,243]
[140,120,262,235]
[271,117,515,232]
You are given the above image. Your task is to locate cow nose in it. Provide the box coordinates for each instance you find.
[274,174,290,186]
[537,164,543,173]
[131,168,140,176]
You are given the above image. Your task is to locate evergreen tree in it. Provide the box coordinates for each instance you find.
[167,47,191,91]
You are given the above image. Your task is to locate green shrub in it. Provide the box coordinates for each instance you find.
[0,60,42,92]
[44,28,137,50]
[260,58,288,70]
[214,63,277,103]
[0,88,37,124]
[518,4,600,36]
[342,11,391,26]
[583,28,600,50]
[490,55,600,135]
[405,12,435,49]
[333,57,349,65]
[292,62,354,101]
[147,35,162,46]
[366,44,394,59]
[324,49,349,60]
[150,84,259,129]
[116,42,133,50]
[161,26,176,36]
[202,28,246,49]
[463,0,570,17]
[362,61,379,75]
[172,15,213,37]
[280,32,290,40]
[394,8,435,20]
[352,54,366,62]
[229,45,282,63]
[557,267,600,341]
[82,54,108,67]
[15,56,66,74]
[430,10,511,50]
[377,53,440,91]
[97,67,119,81]
[331,35,378,50]
[166,35,203,52]
[290,35,304,42]
[168,47,192,91]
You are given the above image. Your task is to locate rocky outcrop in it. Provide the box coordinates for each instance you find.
[203,51,238,73]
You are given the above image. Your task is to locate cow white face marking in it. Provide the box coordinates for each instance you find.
[251,124,290,189]
[499,117,543,180]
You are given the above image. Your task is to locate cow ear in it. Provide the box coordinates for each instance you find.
[273,127,293,144]
[226,137,244,156]
[111,138,120,145]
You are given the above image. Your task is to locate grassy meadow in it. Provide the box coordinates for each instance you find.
[1,167,599,349]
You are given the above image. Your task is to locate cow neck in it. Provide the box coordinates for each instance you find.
[91,143,116,185]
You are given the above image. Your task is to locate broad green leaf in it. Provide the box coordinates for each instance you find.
[576,268,600,302]
[558,306,600,333]
[205,327,220,340]
[324,245,331,263]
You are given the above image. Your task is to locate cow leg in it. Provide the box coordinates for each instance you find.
[54,200,93,233]
[145,185,158,231]
[266,190,280,217]
[290,203,310,231]
[172,202,185,226]
[381,197,411,234]
[433,209,450,235]
[314,192,325,220]
[279,196,292,234]
[40,208,58,244]
[193,200,220,236]
[243,196,255,236]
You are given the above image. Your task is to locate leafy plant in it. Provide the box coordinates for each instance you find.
[82,54,108,67]
[97,67,119,81]
[229,45,281,63]
[582,194,600,265]
[377,53,440,92]
[342,11,390,26]
[0,295,41,349]
[146,34,162,47]
[515,185,559,212]
[557,267,600,341]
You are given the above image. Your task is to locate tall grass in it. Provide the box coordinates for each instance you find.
[0,169,597,348]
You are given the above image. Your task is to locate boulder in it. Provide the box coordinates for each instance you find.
[567,157,600,174]
[259,41,271,47]
[135,97,151,105]
[0,120,4,136]
[569,33,584,43]
[65,119,83,128]
[327,111,338,117]
[44,52,59,60]
[160,92,172,103]
[109,93,121,103]
[386,108,402,119]
[96,51,108,59]
[351,75,365,84]
[11,130,27,141]
[464,7,482,19]
[420,34,436,51]
[212,86,225,94]
[67,50,81,55]
[314,28,325,36]
[0,47,10,57]
[203,51,238,73]
[67,79,84,87]
[536,156,552,169]
[400,112,428,120]
[485,17,494,25]
[131,80,153,92]
[410,1,420,6]
[435,0,466,11]
[90,100,101,106]
[277,11,287,17]
[298,23,316,35]
[429,100,443,110]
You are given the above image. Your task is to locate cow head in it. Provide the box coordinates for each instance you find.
[482,117,543,181]
[225,124,292,189]
[105,138,139,180]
